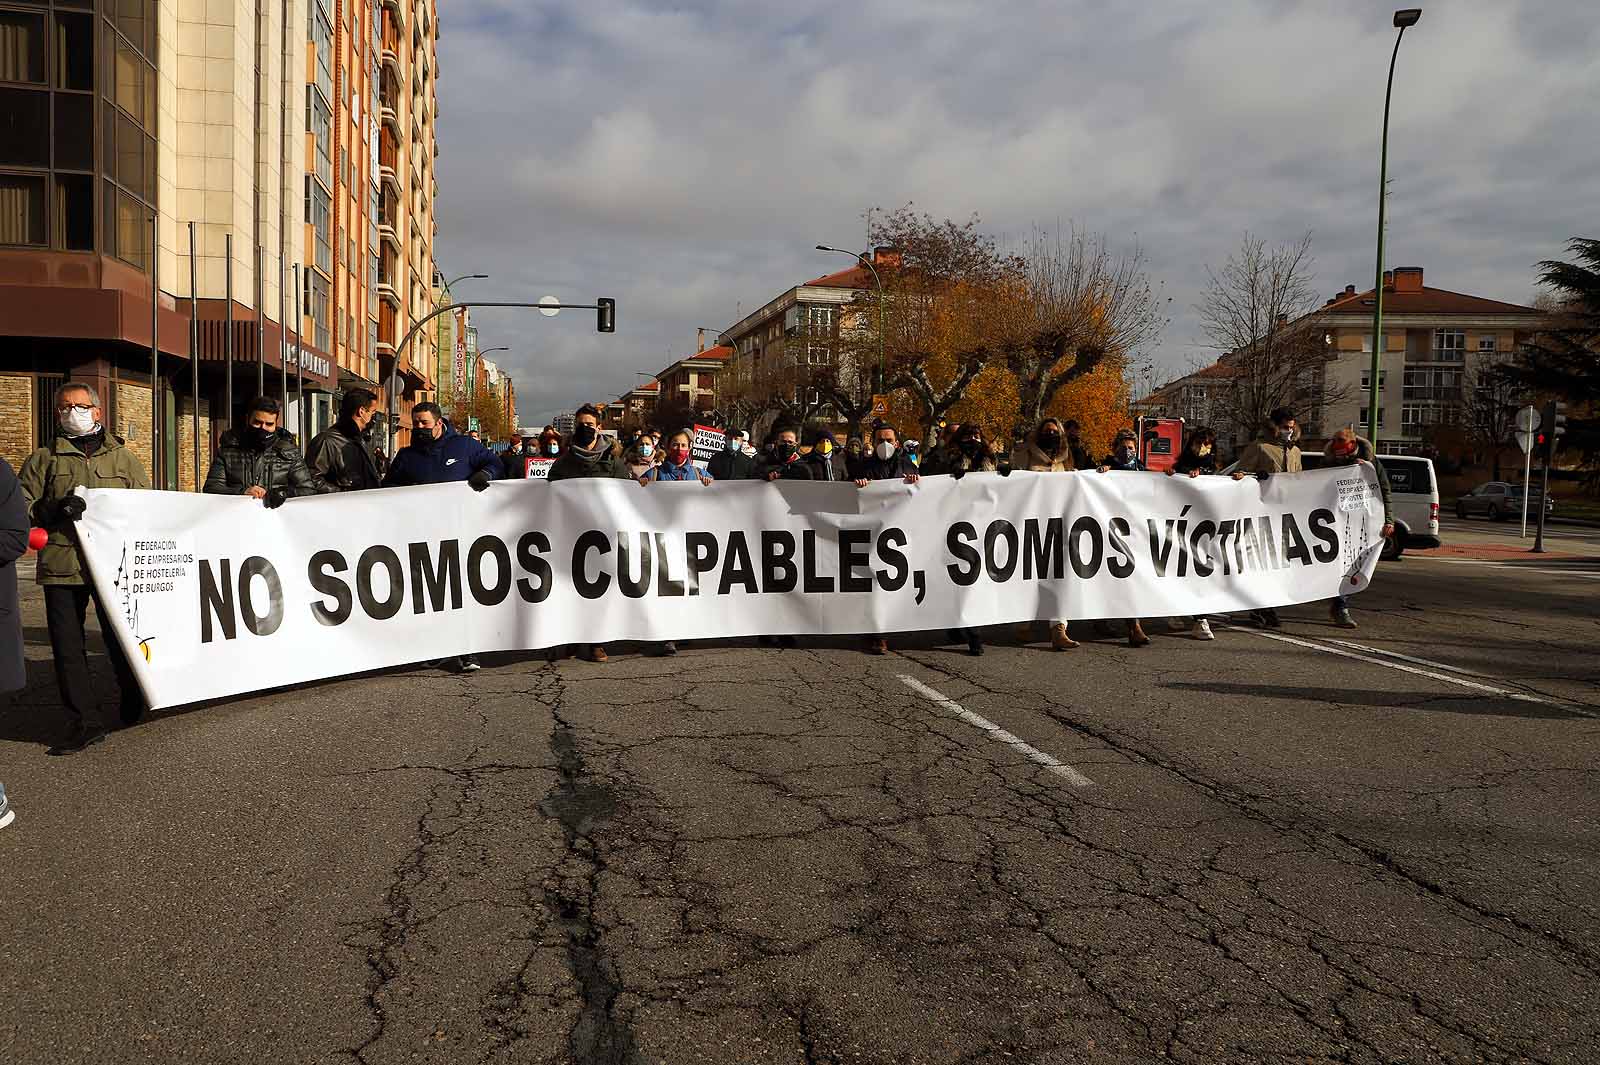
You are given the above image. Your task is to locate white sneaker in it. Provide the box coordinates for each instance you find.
[1192,618,1215,641]
[0,783,13,829]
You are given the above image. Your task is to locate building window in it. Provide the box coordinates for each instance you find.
[305,176,332,274]
[0,11,47,84]
[311,272,330,352]
[1478,335,1497,354]
[1431,329,1465,362]
[0,172,46,245]
[1360,368,1386,391]
[308,86,332,189]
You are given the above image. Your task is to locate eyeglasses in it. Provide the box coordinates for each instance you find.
[57,403,94,413]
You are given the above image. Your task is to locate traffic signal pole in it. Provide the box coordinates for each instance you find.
[1531,399,1566,554]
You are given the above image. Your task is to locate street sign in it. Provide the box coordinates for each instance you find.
[538,295,561,317]
[1516,430,1536,454]
[870,395,889,417]
[1515,405,1540,433]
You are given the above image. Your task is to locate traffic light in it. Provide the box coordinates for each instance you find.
[596,297,616,333]
[1542,400,1566,461]
[1536,432,1547,449]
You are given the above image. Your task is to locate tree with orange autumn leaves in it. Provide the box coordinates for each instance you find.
[836,207,1162,456]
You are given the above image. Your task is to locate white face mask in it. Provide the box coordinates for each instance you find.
[639,442,654,458]
[59,407,99,437]
[874,440,896,461]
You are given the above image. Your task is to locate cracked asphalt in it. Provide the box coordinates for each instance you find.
[2,539,1598,1064]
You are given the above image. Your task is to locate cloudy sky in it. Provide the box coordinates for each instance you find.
[433,0,1597,427]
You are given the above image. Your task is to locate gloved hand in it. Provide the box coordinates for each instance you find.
[997,464,1012,477]
[468,469,492,492]
[57,495,86,523]
[950,467,966,481]
[1255,471,1271,482]
[263,487,288,509]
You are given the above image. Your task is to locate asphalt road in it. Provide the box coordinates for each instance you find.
[3,523,1598,1065]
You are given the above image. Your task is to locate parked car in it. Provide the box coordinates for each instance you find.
[1455,481,1554,521]
[1222,451,1439,560]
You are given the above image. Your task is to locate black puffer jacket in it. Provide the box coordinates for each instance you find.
[306,420,383,491]
[204,427,326,497]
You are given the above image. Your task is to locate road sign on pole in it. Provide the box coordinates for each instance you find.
[1514,404,1540,433]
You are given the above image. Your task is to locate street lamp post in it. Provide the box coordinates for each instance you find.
[386,299,615,454]
[1366,8,1422,445]
[816,245,885,395]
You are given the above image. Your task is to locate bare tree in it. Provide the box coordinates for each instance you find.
[867,205,1013,446]
[1463,354,1523,479]
[1197,232,1350,442]
[998,227,1167,438]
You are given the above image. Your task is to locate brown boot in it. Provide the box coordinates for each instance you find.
[1050,623,1078,651]
[1127,620,1150,648]
[584,644,608,663]
[863,636,888,656]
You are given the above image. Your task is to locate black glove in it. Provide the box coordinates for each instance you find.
[997,464,1012,477]
[468,469,492,492]
[950,467,966,481]
[57,495,86,523]
[263,487,288,509]
[1255,471,1271,482]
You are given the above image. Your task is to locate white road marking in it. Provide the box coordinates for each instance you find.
[897,674,1094,787]
[1324,639,1493,677]
[1221,626,1599,718]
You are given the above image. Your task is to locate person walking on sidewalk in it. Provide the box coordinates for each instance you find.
[1322,428,1394,630]
[19,382,151,753]
[382,402,498,671]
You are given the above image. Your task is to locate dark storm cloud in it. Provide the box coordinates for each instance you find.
[435,0,1596,424]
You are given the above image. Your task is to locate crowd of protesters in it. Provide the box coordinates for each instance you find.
[0,383,1392,787]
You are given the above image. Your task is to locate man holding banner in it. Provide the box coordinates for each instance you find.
[19,382,150,753]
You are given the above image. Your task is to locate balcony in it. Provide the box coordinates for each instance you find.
[377,302,398,351]
[377,257,401,308]
[381,0,405,31]
[378,131,400,193]
[377,192,399,248]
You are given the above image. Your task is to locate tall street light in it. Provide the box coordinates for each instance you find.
[469,345,510,399]
[816,245,885,395]
[1367,8,1422,444]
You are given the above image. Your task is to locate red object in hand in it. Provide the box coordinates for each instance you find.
[28,527,47,550]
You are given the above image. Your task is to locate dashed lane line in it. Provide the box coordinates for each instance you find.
[1220,625,1600,718]
[896,673,1095,787]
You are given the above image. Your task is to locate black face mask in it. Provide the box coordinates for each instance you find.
[245,426,275,450]
[412,427,438,449]
[572,424,598,448]
[1037,430,1061,452]
[958,438,981,456]
[775,442,798,461]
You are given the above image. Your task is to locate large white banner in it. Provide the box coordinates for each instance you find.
[75,467,1385,709]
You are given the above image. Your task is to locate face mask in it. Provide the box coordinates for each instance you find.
[958,438,980,456]
[1278,429,1294,444]
[874,441,896,461]
[245,425,276,450]
[669,446,691,464]
[775,441,798,461]
[572,424,598,447]
[58,407,98,437]
[412,425,437,448]
[544,442,560,456]
[638,442,654,458]
[1196,445,1212,457]
[1037,431,1060,452]
[1116,446,1136,463]
[742,444,756,457]
[817,440,833,456]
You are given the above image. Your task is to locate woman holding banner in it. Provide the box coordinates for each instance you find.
[640,430,713,486]
[1009,418,1080,651]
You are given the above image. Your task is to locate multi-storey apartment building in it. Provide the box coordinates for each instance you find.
[0,0,441,483]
